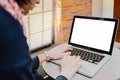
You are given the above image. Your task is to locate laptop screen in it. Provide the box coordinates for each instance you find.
[69,16,118,54]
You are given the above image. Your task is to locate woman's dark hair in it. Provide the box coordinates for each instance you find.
[15,0,31,6]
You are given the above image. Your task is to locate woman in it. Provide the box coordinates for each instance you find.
[0,0,82,80]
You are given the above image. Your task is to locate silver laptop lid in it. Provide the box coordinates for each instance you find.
[69,16,118,55]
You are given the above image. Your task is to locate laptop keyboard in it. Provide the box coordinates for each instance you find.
[70,48,105,65]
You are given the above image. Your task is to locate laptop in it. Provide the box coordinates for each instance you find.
[51,16,118,78]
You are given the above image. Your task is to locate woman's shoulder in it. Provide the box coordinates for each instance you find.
[0,7,22,28]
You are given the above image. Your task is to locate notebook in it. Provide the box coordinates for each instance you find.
[51,16,118,78]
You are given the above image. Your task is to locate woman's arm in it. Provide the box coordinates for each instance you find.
[31,53,47,71]
[31,56,40,70]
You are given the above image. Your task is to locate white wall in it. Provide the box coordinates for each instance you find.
[103,0,114,18]
[92,0,103,17]
[92,0,114,18]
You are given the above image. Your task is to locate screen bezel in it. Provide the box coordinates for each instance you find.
[68,16,118,55]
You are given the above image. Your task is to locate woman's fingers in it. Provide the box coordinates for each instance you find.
[65,52,71,55]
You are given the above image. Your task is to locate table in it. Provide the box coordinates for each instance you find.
[42,44,120,80]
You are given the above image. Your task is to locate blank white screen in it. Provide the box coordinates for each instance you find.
[70,18,115,52]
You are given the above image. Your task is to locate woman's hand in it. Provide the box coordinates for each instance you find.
[60,55,82,80]
[37,44,73,63]
[46,44,73,60]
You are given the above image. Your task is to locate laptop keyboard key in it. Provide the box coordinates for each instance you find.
[70,48,105,65]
